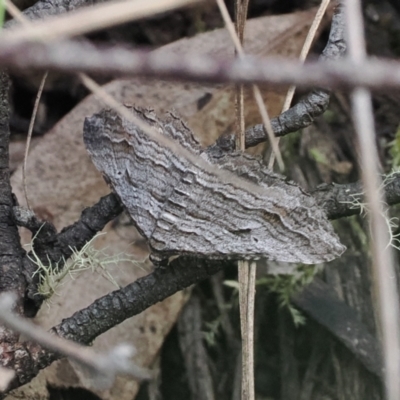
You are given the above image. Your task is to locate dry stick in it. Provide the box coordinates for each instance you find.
[234,0,249,39]
[22,71,48,209]
[5,41,400,90]
[344,1,400,400]
[3,0,25,24]
[0,293,151,385]
[4,0,49,210]
[235,0,246,149]
[267,0,331,169]
[246,261,256,386]
[215,0,283,171]
[0,0,201,43]
[227,0,254,398]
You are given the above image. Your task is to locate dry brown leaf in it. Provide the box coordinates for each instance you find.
[8,8,326,400]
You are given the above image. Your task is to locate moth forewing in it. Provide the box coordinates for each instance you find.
[83,106,346,265]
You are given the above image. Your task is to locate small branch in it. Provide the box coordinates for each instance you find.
[0,293,151,394]
[23,71,48,210]
[213,87,331,152]
[0,294,150,387]
[0,257,230,394]
[55,193,123,260]
[311,181,364,220]
[0,6,346,154]
[53,257,230,344]
[312,173,400,219]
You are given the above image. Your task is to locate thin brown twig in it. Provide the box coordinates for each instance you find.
[23,71,48,210]
[0,0,202,43]
[267,0,331,168]
[238,261,250,398]
[246,261,256,395]
[231,1,255,398]
[3,0,25,24]
[235,0,246,151]
[345,1,400,400]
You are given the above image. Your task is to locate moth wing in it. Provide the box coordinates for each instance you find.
[150,152,345,264]
[83,107,201,239]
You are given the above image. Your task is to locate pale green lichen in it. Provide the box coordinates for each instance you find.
[27,229,142,302]
[339,169,400,251]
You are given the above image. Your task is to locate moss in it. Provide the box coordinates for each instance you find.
[28,231,140,301]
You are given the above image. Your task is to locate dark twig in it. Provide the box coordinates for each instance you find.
[312,172,400,219]
[215,88,332,152]
[53,257,230,344]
